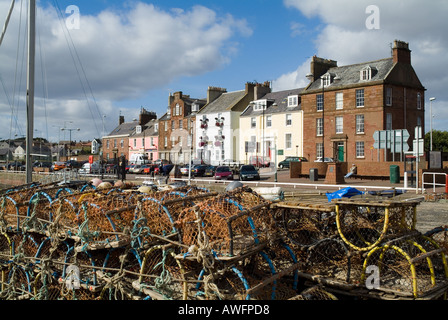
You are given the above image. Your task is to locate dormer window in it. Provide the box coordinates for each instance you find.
[192,103,199,112]
[287,95,298,107]
[136,125,142,134]
[360,66,377,81]
[252,100,267,111]
[322,74,331,86]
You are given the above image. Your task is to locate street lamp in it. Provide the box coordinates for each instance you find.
[429,97,436,151]
[61,127,80,160]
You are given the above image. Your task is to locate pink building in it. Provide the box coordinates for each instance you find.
[129,118,159,162]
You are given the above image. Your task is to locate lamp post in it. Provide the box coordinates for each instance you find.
[61,127,80,161]
[429,97,436,151]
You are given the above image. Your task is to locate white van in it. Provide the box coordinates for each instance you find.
[79,162,101,174]
[129,153,147,165]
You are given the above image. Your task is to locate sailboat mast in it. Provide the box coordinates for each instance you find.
[25,0,36,183]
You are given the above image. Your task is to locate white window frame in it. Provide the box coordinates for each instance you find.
[286,114,292,126]
[336,92,343,110]
[335,116,343,134]
[316,118,323,136]
[417,93,422,110]
[287,95,298,107]
[251,117,256,128]
[317,94,324,111]
[266,115,272,128]
[285,133,292,150]
[356,114,365,134]
[356,89,365,108]
[356,141,365,158]
[316,143,324,158]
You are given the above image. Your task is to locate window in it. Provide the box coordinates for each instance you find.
[316,118,323,136]
[335,116,343,134]
[386,113,392,131]
[192,103,199,112]
[417,116,422,127]
[164,137,168,147]
[171,120,175,130]
[142,138,145,147]
[133,139,136,148]
[285,133,292,149]
[187,135,192,147]
[360,66,376,81]
[136,125,142,134]
[288,95,298,107]
[386,88,393,106]
[417,93,422,110]
[165,121,168,131]
[356,141,365,158]
[316,143,324,158]
[175,104,180,116]
[171,136,175,147]
[106,140,109,149]
[356,89,365,107]
[317,94,324,111]
[155,123,158,132]
[336,92,343,110]
[322,73,332,86]
[356,115,365,134]
[114,139,117,148]
[179,119,183,130]
[286,114,292,126]
[150,137,154,146]
[266,115,272,127]
[251,117,256,128]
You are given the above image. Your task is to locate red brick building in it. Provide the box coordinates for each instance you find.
[158,91,206,164]
[301,40,425,164]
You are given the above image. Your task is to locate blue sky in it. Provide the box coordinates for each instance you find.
[0,0,447,142]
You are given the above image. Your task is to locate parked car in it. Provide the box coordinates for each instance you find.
[143,164,157,174]
[239,165,260,181]
[314,157,334,163]
[7,161,24,171]
[79,162,102,174]
[249,156,270,167]
[278,157,308,169]
[130,164,145,174]
[214,166,233,180]
[191,165,208,177]
[180,165,191,176]
[52,161,66,171]
[204,165,216,177]
[105,163,117,173]
[65,160,83,169]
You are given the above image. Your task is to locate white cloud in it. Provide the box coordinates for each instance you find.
[277,0,448,131]
[0,1,251,141]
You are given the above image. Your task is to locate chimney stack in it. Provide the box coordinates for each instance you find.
[119,115,125,125]
[392,40,411,64]
[207,86,227,104]
[139,108,157,125]
[307,56,338,82]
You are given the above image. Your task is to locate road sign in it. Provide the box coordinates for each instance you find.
[373,129,409,152]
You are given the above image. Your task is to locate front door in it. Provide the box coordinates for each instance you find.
[337,142,344,162]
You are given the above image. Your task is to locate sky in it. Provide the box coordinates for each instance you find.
[0,0,447,143]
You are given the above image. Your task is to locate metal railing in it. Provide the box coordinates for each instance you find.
[422,172,447,193]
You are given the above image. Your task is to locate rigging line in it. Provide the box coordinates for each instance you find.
[10,0,27,139]
[52,0,102,137]
[0,0,15,48]
[37,6,49,141]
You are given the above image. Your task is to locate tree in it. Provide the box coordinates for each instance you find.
[425,130,448,152]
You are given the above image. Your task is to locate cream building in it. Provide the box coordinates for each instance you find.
[239,88,304,166]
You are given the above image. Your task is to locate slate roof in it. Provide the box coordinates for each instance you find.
[106,121,138,137]
[240,87,305,117]
[197,90,247,114]
[304,58,396,93]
